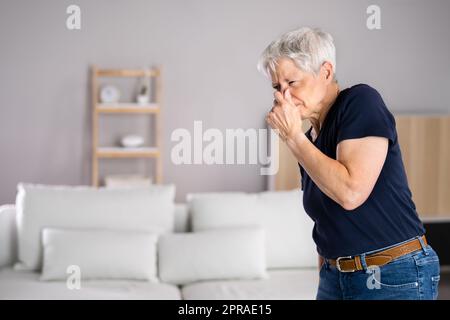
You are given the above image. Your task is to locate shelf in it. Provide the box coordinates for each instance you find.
[96,147,160,158]
[96,69,159,78]
[96,103,160,114]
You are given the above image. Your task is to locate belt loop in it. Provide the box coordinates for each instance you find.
[418,235,429,255]
[360,253,368,272]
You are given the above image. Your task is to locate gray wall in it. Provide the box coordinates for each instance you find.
[1,0,449,204]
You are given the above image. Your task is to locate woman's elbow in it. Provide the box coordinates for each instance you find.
[340,189,367,211]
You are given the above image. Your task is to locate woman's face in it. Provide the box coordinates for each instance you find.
[269,57,331,120]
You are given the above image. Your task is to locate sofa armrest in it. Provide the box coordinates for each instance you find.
[0,205,17,268]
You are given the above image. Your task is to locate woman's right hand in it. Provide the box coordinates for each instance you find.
[318,255,325,270]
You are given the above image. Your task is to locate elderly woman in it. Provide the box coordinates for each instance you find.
[258,27,440,300]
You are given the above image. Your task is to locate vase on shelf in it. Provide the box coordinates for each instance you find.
[136,74,150,105]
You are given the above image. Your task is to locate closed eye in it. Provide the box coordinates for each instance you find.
[272,80,298,91]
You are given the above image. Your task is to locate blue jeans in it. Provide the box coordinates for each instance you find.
[316,236,441,300]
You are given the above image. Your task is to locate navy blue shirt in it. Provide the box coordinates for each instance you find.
[299,84,425,259]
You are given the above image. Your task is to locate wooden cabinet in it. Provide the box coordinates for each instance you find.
[395,116,450,218]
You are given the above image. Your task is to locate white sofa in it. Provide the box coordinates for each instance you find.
[0,184,319,300]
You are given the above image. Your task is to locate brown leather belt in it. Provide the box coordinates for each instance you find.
[328,235,427,272]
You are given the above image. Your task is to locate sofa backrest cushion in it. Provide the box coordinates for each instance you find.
[187,189,317,269]
[174,203,189,233]
[158,226,267,285]
[15,183,175,271]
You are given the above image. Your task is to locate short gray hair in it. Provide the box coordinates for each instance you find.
[257,27,336,79]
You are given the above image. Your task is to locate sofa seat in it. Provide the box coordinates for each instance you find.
[181,268,319,300]
[0,267,181,300]
[0,267,319,300]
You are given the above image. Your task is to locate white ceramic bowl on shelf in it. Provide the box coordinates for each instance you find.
[120,135,144,148]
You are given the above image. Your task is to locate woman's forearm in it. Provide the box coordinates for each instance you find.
[286,131,354,209]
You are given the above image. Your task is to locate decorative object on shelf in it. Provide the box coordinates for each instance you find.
[136,73,150,105]
[99,85,120,103]
[120,134,144,148]
[104,174,152,188]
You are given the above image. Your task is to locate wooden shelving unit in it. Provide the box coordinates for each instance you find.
[91,66,163,187]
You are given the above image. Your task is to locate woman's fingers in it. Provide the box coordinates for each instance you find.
[273,91,285,105]
[268,103,287,130]
[266,116,274,129]
[271,103,282,113]
[284,88,294,105]
[267,115,285,141]
[274,89,296,111]
[266,111,279,130]
[267,89,302,143]
[268,109,287,133]
[266,114,277,132]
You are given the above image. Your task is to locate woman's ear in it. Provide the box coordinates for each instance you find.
[321,61,334,83]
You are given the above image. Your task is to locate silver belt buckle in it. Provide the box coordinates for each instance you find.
[336,256,355,273]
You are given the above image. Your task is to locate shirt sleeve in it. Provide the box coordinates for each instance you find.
[336,85,396,146]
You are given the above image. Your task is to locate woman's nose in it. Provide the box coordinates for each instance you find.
[278,84,288,94]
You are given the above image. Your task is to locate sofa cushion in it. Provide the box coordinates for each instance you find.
[187,190,317,269]
[41,228,159,281]
[181,268,319,300]
[0,205,17,268]
[0,267,180,300]
[15,183,175,271]
[174,203,189,233]
[158,227,268,285]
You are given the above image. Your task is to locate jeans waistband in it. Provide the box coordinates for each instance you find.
[361,235,427,256]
